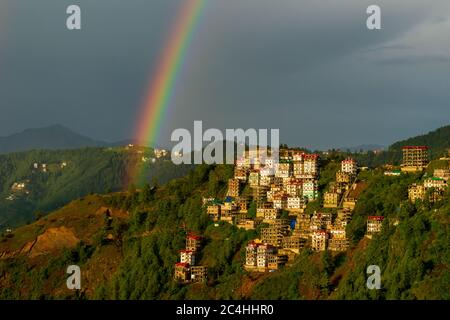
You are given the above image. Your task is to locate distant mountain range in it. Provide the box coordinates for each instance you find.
[0,125,162,154]
[1,124,448,157]
[0,125,107,154]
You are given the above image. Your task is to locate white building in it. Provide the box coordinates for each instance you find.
[303,154,319,177]
[424,177,447,190]
[273,196,288,210]
[341,157,357,175]
[180,250,196,265]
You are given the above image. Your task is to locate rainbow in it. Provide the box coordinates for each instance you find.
[128,0,206,186]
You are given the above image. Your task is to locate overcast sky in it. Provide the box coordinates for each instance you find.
[0,0,449,150]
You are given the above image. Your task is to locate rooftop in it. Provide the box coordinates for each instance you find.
[402,146,428,150]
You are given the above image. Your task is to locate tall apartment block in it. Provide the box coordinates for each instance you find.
[401,146,428,172]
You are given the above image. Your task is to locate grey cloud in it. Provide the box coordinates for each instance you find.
[0,0,449,150]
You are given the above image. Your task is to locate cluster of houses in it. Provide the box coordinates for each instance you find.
[323,157,359,209]
[154,148,168,159]
[174,233,208,284]
[32,162,67,173]
[409,169,449,203]
[6,162,69,201]
[5,180,30,201]
[203,149,380,273]
[398,146,450,203]
[178,146,448,278]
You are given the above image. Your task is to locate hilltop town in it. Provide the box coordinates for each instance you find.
[174,146,449,282]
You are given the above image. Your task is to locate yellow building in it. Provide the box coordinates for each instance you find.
[408,183,425,202]
[323,191,339,208]
[207,204,221,221]
[227,178,240,197]
[174,263,190,283]
[336,170,351,184]
[311,230,328,251]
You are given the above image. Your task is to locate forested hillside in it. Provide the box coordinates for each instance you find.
[0,147,192,228]
[348,125,449,168]
[0,163,448,300]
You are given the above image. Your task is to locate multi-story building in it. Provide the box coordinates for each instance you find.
[227,179,240,197]
[180,249,196,265]
[367,216,384,237]
[260,174,275,187]
[260,166,275,177]
[292,153,319,178]
[220,200,238,215]
[186,234,202,252]
[302,179,318,200]
[408,183,425,202]
[424,177,447,190]
[207,204,221,221]
[234,167,248,181]
[261,220,290,246]
[401,146,428,172]
[262,208,280,221]
[323,191,339,208]
[190,266,207,283]
[336,170,351,184]
[293,159,303,178]
[253,185,269,204]
[328,225,348,251]
[310,212,332,231]
[236,197,249,213]
[267,185,282,202]
[282,236,306,254]
[174,262,190,282]
[287,196,305,211]
[303,154,319,177]
[341,157,357,176]
[257,244,277,268]
[273,195,288,210]
[293,213,311,239]
[248,171,260,187]
[434,168,450,181]
[328,237,349,252]
[236,218,256,230]
[311,230,328,251]
[275,162,292,178]
[236,157,248,169]
[245,241,259,266]
[284,179,302,196]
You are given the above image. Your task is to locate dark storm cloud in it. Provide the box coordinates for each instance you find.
[0,0,449,149]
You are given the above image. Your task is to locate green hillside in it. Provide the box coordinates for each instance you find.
[0,147,192,228]
[351,125,450,167]
[0,163,448,300]
[390,125,450,156]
